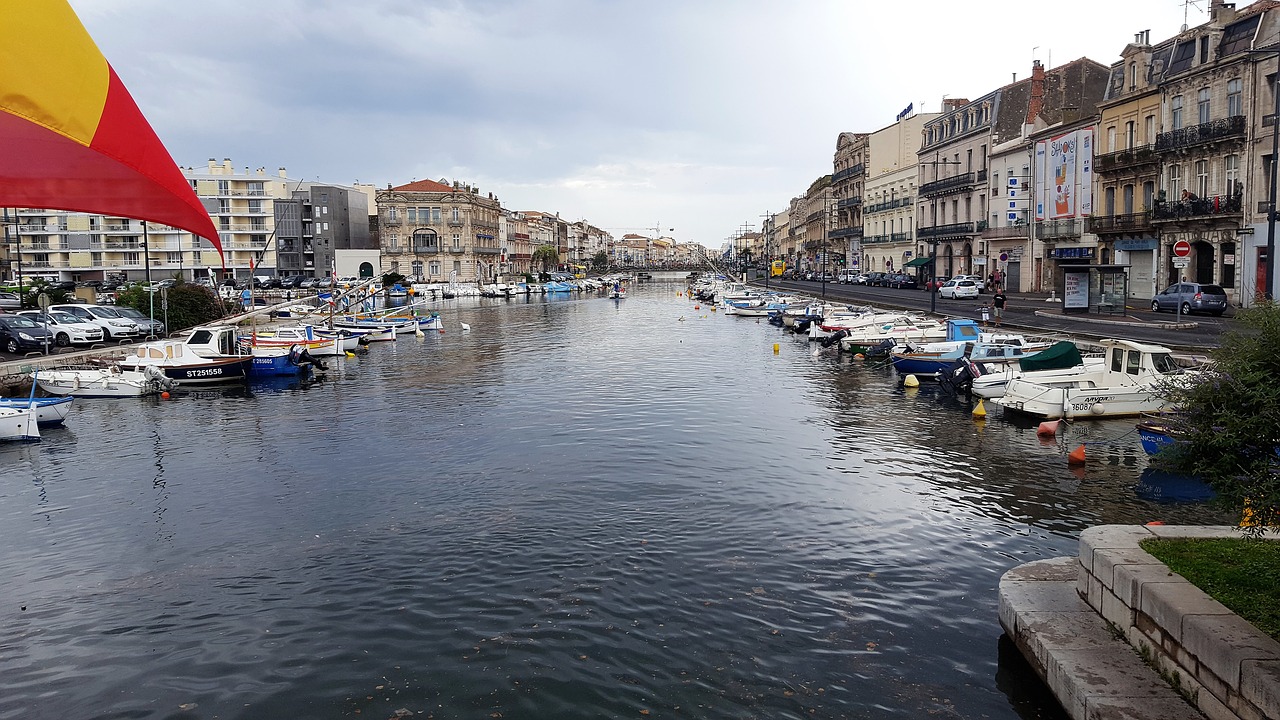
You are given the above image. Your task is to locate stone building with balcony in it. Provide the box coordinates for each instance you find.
[1088,29,1170,300]
[795,177,835,274]
[831,133,867,267]
[920,59,1110,291]
[1147,1,1277,304]
[863,113,938,275]
[501,211,532,276]
[376,178,502,282]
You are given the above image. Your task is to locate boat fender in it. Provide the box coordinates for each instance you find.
[1090,403,1106,415]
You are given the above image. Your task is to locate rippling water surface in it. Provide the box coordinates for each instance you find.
[0,284,1225,719]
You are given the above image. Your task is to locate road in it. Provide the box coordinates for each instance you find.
[757,278,1231,351]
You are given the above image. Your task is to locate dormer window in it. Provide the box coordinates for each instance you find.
[1129,62,1137,90]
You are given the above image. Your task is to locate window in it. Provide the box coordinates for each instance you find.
[1124,184,1135,214]
[1168,164,1182,198]
[1228,79,1242,117]
[1125,121,1136,149]
[387,234,398,250]
[452,233,461,248]
[248,199,262,215]
[217,180,229,195]
[451,207,460,222]
[1172,95,1184,130]
[1225,154,1240,194]
[1127,349,1141,375]
[1198,88,1210,125]
[1143,181,1155,210]
[1105,186,1116,215]
[1107,126,1117,152]
[432,207,441,222]
[429,261,440,276]
[390,261,399,274]
[1199,36,1209,64]
[1195,160,1209,197]
[453,260,461,274]
[1145,115,1155,142]
[1129,62,1137,89]
[388,207,398,222]
[322,222,329,231]
[218,199,230,215]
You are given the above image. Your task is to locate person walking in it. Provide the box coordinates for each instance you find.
[992,286,1007,327]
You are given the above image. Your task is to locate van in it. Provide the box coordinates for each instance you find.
[837,269,860,284]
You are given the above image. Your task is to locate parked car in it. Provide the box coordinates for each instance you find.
[837,269,860,284]
[926,276,950,291]
[0,291,20,310]
[938,279,980,299]
[865,272,887,286]
[885,273,918,289]
[299,277,320,289]
[1150,282,1229,316]
[114,306,165,336]
[16,310,105,346]
[951,275,987,293]
[0,314,53,353]
[48,303,142,340]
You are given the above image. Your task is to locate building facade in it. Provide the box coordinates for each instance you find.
[863,113,939,274]
[376,179,502,283]
[831,133,867,268]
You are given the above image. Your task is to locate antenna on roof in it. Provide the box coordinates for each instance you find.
[1183,0,1203,32]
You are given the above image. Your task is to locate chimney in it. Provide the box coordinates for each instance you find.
[278,167,287,178]
[1025,60,1046,125]
[207,158,216,173]
[223,158,232,172]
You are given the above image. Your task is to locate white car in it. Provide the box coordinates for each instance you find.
[48,303,143,341]
[16,310,106,347]
[0,291,20,310]
[950,274,987,293]
[938,279,980,299]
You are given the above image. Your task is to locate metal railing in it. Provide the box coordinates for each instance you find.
[1155,115,1246,151]
[917,222,974,239]
[1094,144,1157,171]
[832,163,864,182]
[1152,194,1243,220]
[981,224,1029,239]
[1087,212,1154,234]
[919,173,975,197]
[1034,218,1084,239]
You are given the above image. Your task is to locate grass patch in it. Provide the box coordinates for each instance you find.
[1141,537,1280,641]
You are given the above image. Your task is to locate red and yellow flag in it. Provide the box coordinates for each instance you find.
[0,0,222,260]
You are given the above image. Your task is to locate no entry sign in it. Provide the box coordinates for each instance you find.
[1173,240,1191,257]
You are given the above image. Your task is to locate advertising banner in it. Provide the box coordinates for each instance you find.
[1049,131,1077,219]
[1063,271,1089,309]
[1034,142,1047,220]
[1035,128,1094,220]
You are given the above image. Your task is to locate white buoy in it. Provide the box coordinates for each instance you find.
[903,374,920,387]
[460,322,471,332]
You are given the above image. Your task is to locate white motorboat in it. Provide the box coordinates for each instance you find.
[36,365,174,398]
[0,406,39,441]
[969,341,1103,399]
[993,339,1194,419]
[0,396,73,426]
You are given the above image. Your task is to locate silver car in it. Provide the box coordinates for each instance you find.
[1150,282,1229,316]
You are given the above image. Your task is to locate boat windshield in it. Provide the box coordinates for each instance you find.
[1151,352,1181,374]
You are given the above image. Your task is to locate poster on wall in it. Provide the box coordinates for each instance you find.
[1034,127,1094,220]
[1063,271,1089,309]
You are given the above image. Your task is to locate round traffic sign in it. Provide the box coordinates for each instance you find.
[36,292,50,310]
[1173,240,1191,257]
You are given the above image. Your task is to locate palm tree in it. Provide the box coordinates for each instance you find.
[532,244,559,273]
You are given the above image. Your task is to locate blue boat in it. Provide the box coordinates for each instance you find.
[0,396,72,426]
[544,281,575,293]
[1136,419,1180,456]
[890,320,1053,377]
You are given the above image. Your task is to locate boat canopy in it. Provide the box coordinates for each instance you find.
[1016,341,1082,372]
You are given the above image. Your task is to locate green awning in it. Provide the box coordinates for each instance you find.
[903,256,933,268]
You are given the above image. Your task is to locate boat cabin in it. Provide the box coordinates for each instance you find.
[1102,339,1181,377]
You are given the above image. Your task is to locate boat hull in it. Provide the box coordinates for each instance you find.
[36,368,170,397]
[0,407,39,441]
[0,396,73,426]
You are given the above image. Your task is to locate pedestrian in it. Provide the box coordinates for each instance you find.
[992,286,1007,327]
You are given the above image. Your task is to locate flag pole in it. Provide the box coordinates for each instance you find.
[144,221,154,338]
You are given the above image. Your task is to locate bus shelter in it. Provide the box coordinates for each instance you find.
[1059,264,1130,316]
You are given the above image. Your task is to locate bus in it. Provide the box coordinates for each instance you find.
[770,260,786,278]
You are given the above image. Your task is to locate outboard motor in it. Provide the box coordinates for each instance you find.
[793,317,812,335]
[820,328,850,349]
[938,359,976,397]
[299,347,327,371]
[864,338,896,359]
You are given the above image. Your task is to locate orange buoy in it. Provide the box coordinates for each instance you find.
[694,305,700,310]
[1067,444,1087,465]
[438,328,446,334]
[1036,420,1060,437]
[1146,521,1165,526]
[161,391,170,399]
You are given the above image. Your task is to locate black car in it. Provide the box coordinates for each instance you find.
[0,315,53,354]
[885,273,918,289]
[865,272,887,286]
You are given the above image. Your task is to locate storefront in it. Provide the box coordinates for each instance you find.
[1113,237,1157,300]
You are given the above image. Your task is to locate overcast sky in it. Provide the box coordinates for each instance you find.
[69,0,1200,249]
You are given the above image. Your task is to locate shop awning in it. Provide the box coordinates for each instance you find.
[903,256,933,268]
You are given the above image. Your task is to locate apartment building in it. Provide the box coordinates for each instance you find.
[1088,30,1169,300]
[862,113,939,274]
[1150,0,1280,305]
[501,211,533,276]
[10,159,293,284]
[831,133,867,267]
[274,182,374,280]
[376,179,502,282]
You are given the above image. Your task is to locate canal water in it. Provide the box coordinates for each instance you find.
[0,283,1224,720]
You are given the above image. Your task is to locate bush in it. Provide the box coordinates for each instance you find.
[116,281,233,334]
[1158,301,1280,532]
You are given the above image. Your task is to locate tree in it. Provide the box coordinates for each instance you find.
[532,244,559,272]
[1158,301,1280,532]
[591,250,609,271]
[116,280,231,334]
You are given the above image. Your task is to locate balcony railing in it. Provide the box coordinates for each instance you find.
[1152,193,1243,221]
[412,245,441,254]
[449,246,466,254]
[976,169,988,183]
[864,197,912,214]
[919,173,975,197]
[1087,212,1154,234]
[918,222,975,239]
[829,227,863,240]
[1035,218,1085,239]
[473,246,501,255]
[832,163,864,183]
[981,224,1030,240]
[1155,115,1246,151]
[1094,144,1158,172]
[862,232,912,245]
[837,196,862,210]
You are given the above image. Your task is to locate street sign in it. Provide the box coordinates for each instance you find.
[36,292,50,310]
[1173,240,1191,257]
[1172,257,1190,268]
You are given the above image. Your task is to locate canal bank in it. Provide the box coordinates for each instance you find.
[1000,526,1280,720]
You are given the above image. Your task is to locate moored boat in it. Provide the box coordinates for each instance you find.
[0,406,39,441]
[0,396,73,426]
[35,365,173,398]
